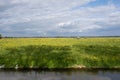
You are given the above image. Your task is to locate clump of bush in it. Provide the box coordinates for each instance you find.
[0,34,2,39]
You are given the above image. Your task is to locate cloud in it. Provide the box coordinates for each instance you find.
[0,0,120,36]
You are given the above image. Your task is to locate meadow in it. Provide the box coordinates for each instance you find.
[0,38,120,68]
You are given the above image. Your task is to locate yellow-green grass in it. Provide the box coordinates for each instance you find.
[0,38,120,68]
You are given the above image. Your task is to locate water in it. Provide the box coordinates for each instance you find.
[0,69,119,80]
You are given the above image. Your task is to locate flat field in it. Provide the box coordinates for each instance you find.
[0,38,120,68]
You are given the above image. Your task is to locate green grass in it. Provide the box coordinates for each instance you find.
[0,38,120,68]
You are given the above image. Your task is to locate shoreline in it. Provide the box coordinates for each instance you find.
[0,67,120,71]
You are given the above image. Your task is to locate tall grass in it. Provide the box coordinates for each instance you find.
[0,38,120,68]
[0,45,76,68]
[73,44,120,68]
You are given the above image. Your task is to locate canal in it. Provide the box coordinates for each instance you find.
[0,69,119,80]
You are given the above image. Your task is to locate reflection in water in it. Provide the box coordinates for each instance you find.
[0,69,119,80]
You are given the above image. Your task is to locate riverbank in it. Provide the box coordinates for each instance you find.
[0,38,120,69]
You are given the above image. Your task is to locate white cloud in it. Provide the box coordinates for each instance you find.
[0,0,120,36]
[58,22,72,27]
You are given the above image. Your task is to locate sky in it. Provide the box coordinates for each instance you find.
[0,0,120,37]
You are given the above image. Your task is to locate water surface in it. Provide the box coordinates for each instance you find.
[0,69,119,80]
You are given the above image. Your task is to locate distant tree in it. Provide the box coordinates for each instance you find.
[0,34,1,38]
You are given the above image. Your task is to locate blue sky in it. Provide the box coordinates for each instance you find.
[0,0,120,37]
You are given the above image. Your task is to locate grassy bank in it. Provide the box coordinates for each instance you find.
[0,38,120,68]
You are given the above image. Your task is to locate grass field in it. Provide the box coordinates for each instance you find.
[0,38,120,68]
